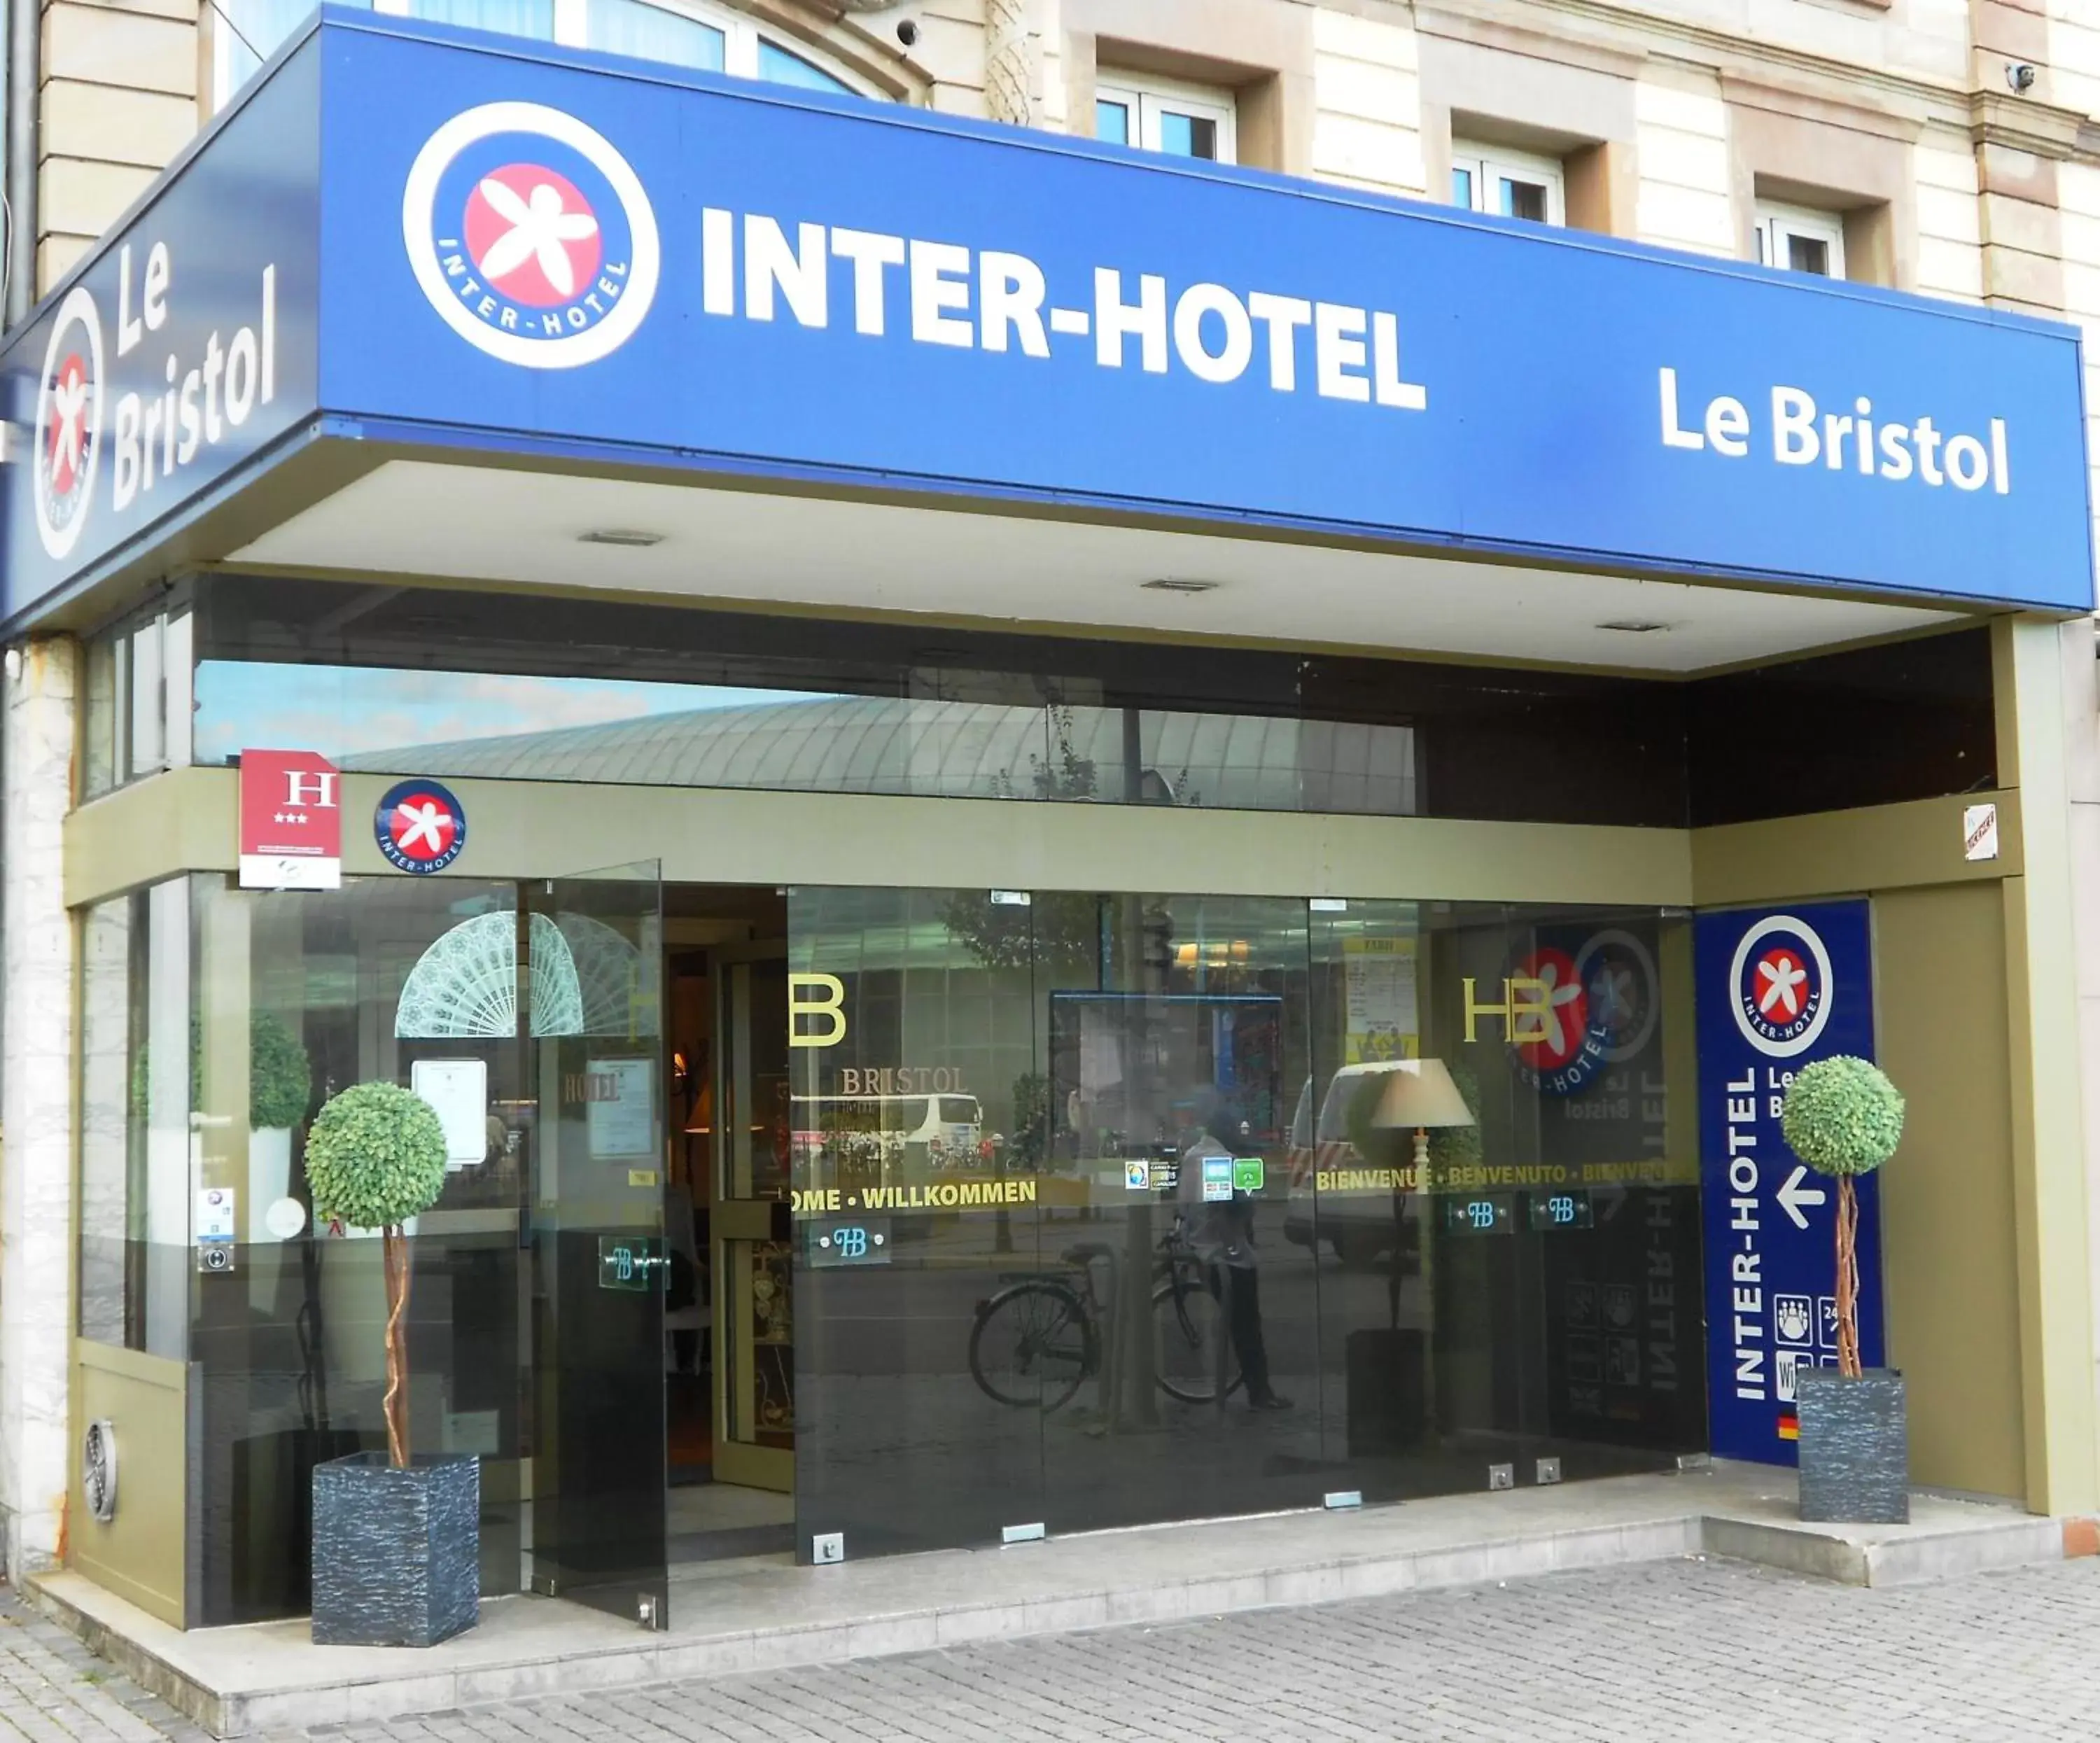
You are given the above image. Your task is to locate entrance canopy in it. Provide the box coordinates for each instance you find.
[4,9,2092,661]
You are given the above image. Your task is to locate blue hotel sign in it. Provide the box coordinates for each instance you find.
[3,9,2092,624]
[1694,902,1886,1466]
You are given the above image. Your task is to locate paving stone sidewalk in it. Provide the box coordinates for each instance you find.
[0,1590,206,1743]
[15,1553,2100,1742]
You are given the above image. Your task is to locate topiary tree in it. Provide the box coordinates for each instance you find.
[131,1011,314,1130]
[303,1083,449,1467]
[1779,1056,1905,1379]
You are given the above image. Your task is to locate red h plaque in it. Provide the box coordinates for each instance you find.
[238,749,343,890]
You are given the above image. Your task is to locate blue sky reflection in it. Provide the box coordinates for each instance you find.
[192,661,832,765]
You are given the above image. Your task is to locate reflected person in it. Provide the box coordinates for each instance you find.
[1177,1098,1291,1411]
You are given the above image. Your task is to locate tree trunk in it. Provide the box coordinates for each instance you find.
[1834,1175,1861,1380]
[382,1225,414,1466]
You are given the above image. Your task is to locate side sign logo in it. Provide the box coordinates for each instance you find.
[402,101,660,369]
[376,778,468,874]
[34,287,105,560]
[1573,927,1658,1064]
[1726,913,1833,1058]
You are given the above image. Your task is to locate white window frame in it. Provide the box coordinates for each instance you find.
[1756,202,1847,280]
[210,2,302,111]
[552,0,858,86]
[1095,73,1237,165]
[211,0,866,111]
[1450,140,1565,227]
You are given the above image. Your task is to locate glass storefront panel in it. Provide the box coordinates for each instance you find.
[190,579,1450,822]
[788,887,1046,1557]
[62,830,1724,1640]
[188,661,1419,820]
[156,575,2003,828]
[713,951,794,1483]
[86,863,1704,1614]
[186,875,531,1625]
[1303,901,1704,1504]
[1033,893,1320,1534]
[78,881,192,1357]
[789,888,1328,1544]
[524,865,668,1622]
[789,886,1705,1559]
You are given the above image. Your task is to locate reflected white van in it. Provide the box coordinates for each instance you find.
[1283,1063,1420,1265]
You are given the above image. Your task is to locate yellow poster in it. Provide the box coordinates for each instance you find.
[1343,936,1419,1064]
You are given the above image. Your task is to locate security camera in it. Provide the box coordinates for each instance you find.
[897,18,919,46]
[2007,62,2037,94]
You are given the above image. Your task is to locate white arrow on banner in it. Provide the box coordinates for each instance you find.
[1776,1165,1828,1231]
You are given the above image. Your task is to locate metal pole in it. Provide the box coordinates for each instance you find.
[4,0,36,328]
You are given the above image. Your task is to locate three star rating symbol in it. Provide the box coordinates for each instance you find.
[238,751,343,892]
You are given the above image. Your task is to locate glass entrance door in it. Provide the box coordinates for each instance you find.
[710,944,794,1492]
[526,862,671,1626]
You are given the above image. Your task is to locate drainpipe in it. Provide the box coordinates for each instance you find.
[3,0,36,328]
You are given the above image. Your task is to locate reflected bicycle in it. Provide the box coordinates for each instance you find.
[967,1226,1242,1410]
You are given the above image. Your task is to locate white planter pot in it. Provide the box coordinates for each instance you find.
[248,1126,293,1242]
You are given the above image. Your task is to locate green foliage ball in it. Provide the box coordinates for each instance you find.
[131,1011,312,1130]
[1338,1060,1481,1175]
[1427,1058,1484,1174]
[1779,1055,1904,1178]
[303,1082,449,1230]
[248,1012,313,1130]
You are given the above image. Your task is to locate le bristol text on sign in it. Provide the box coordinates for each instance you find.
[1659,367,2011,494]
[108,241,279,513]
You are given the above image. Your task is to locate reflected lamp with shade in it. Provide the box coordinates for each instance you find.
[1370,1058,1476,1174]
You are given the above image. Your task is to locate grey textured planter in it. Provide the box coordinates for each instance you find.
[312,1453,479,1646]
[1797,1368,1907,1525]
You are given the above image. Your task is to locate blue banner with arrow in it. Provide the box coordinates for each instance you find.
[1695,899,1885,1464]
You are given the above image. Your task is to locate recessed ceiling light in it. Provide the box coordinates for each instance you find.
[578,528,665,548]
[1141,577,1221,594]
[1596,620,1673,634]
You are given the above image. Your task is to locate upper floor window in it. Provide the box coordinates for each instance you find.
[215,0,857,110]
[1094,74,1236,164]
[1450,141,1564,225]
[1756,202,1847,279]
[82,603,193,802]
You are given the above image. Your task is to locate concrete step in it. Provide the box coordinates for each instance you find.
[29,1463,2079,1737]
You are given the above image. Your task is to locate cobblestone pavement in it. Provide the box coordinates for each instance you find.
[0,1590,206,1743]
[15,1554,2100,1742]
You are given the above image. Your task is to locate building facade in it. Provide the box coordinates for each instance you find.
[1,0,2099,1641]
